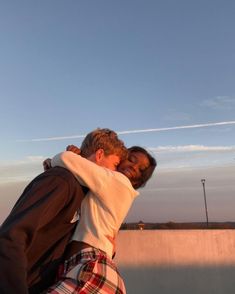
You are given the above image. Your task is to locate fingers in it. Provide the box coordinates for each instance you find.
[66,145,81,155]
[43,158,52,171]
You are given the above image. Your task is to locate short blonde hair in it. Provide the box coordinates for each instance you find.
[80,128,127,161]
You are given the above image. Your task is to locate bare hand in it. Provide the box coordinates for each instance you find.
[66,145,81,155]
[43,158,52,171]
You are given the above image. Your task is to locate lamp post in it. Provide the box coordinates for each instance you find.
[201,179,209,227]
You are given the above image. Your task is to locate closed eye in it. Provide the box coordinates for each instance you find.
[128,155,137,163]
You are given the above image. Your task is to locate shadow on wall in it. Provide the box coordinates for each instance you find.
[119,265,235,294]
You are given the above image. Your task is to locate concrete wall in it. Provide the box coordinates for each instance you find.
[114,230,235,294]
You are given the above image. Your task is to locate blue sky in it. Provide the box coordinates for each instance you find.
[0,1,235,223]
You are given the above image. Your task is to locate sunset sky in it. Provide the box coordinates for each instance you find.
[1,1,235,224]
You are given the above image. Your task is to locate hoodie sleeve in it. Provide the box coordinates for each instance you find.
[51,151,138,203]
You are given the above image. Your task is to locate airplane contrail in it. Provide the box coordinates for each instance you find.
[17,121,235,142]
[117,121,235,135]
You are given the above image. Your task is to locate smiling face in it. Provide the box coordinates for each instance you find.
[117,151,150,188]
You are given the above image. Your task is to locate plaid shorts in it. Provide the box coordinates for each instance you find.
[46,247,126,294]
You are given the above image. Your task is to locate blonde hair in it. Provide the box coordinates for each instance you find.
[80,128,127,161]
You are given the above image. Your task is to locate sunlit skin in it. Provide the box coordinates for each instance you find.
[118,151,150,187]
[87,149,120,171]
[98,154,120,171]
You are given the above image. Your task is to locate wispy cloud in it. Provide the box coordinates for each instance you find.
[17,121,235,142]
[200,96,235,110]
[1,155,45,166]
[25,156,45,162]
[0,156,44,183]
[149,144,235,170]
[149,145,235,153]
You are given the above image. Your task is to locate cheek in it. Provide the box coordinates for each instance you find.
[100,158,109,169]
[102,159,116,170]
[108,163,116,171]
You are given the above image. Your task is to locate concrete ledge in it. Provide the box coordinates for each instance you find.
[115,230,235,294]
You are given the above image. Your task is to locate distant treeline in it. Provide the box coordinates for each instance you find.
[120,221,235,230]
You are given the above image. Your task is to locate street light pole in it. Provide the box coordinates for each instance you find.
[201,179,209,227]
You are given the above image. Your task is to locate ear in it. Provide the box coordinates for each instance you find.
[95,149,105,164]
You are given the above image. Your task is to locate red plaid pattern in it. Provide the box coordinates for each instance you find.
[46,248,126,294]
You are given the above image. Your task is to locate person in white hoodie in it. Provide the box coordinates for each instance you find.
[0,128,128,294]
[46,145,156,294]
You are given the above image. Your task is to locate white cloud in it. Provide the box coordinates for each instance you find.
[148,145,235,153]
[201,96,235,110]
[0,155,44,183]
[147,145,235,170]
[26,156,45,162]
[0,155,45,166]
